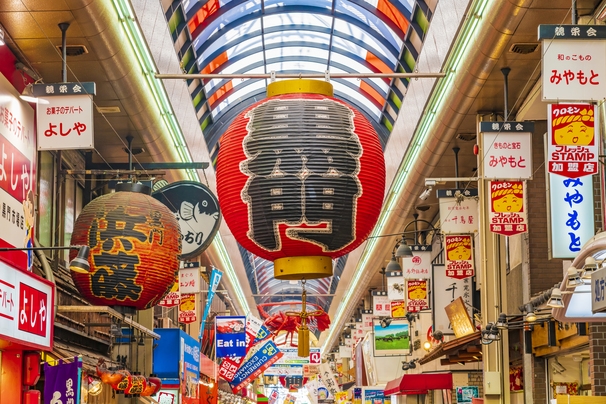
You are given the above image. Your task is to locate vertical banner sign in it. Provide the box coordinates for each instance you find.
[44,358,81,404]
[489,181,528,236]
[549,174,594,258]
[479,122,534,180]
[386,271,404,301]
[401,246,432,281]
[34,82,95,150]
[372,292,390,316]
[433,264,474,336]
[179,293,197,324]
[218,356,243,382]
[229,340,284,393]
[445,235,475,279]
[0,74,37,272]
[548,103,598,178]
[406,280,429,312]
[305,379,320,404]
[179,262,201,294]
[216,316,247,358]
[361,312,373,331]
[390,300,406,318]
[199,267,223,339]
[245,315,264,351]
[159,274,180,307]
[438,189,479,234]
[539,25,606,101]
[319,363,340,398]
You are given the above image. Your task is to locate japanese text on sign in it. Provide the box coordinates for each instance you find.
[445,235,475,280]
[489,181,528,236]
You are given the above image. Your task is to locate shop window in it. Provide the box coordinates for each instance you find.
[37,151,55,247]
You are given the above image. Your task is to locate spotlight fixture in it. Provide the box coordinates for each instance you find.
[581,256,599,280]
[380,317,392,328]
[395,238,413,258]
[19,83,38,103]
[566,266,583,287]
[419,187,432,201]
[552,358,566,374]
[496,313,508,329]
[385,252,402,272]
[547,288,565,308]
[401,359,418,371]
[432,330,444,343]
[405,312,419,323]
[524,304,536,322]
[0,245,90,274]
[110,323,123,337]
[138,336,145,346]
[401,361,410,371]
[423,341,432,351]
[481,322,501,344]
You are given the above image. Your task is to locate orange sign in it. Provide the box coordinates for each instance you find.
[489,181,527,236]
[445,235,474,279]
[390,300,406,318]
[406,280,429,313]
[179,293,197,324]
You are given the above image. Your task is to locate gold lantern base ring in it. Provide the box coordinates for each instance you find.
[274,256,333,280]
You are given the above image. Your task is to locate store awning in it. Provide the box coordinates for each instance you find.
[418,331,482,366]
[384,373,453,396]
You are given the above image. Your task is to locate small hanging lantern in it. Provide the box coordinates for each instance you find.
[216,79,385,279]
[70,183,181,310]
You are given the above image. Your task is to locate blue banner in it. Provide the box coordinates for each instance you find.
[199,267,223,339]
[44,358,81,404]
[229,340,283,392]
[216,316,247,358]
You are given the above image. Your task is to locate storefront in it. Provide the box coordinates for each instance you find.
[153,328,201,404]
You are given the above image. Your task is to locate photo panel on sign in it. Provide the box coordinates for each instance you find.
[372,318,411,357]
[386,271,404,301]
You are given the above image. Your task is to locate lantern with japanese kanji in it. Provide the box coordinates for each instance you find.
[70,183,181,310]
[216,79,385,279]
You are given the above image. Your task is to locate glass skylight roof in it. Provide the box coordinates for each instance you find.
[164,0,434,308]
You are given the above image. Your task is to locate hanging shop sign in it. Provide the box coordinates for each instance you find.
[216,315,247,358]
[479,122,534,180]
[0,260,54,350]
[34,82,95,150]
[433,264,474,336]
[489,181,528,236]
[153,329,199,392]
[44,358,81,404]
[318,362,340,398]
[179,262,201,294]
[386,271,404,301]
[158,273,179,307]
[591,266,606,313]
[275,347,322,365]
[215,81,385,280]
[445,235,475,280]
[265,364,304,376]
[406,279,429,313]
[361,312,373,331]
[372,318,410,357]
[229,340,284,393]
[372,291,390,317]
[401,246,432,281]
[445,297,476,338]
[437,189,479,234]
[178,293,197,324]
[152,181,221,260]
[548,103,599,178]
[70,183,181,309]
[539,25,606,101]
[390,300,406,318]
[218,356,243,382]
[549,174,594,258]
[0,74,37,272]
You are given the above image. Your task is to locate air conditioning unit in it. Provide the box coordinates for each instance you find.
[159,317,174,329]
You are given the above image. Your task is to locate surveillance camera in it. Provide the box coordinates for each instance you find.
[419,187,432,201]
[425,179,437,187]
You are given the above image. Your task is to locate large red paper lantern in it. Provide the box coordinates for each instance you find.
[216,80,385,279]
[70,183,181,309]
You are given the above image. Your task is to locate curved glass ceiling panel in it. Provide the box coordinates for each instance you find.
[330,52,389,93]
[264,0,333,11]
[196,22,262,69]
[212,79,266,117]
[263,12,333,30]
[265,46,330,61]
[264,29,332,47]
[336,0,403,50]
[332,80,382,118]
[331,34,396,70]
[333,19,396,64]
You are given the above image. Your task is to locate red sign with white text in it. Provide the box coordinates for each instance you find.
[548,103,598,178]
[0,75,37,271]
[0,260,53,350]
